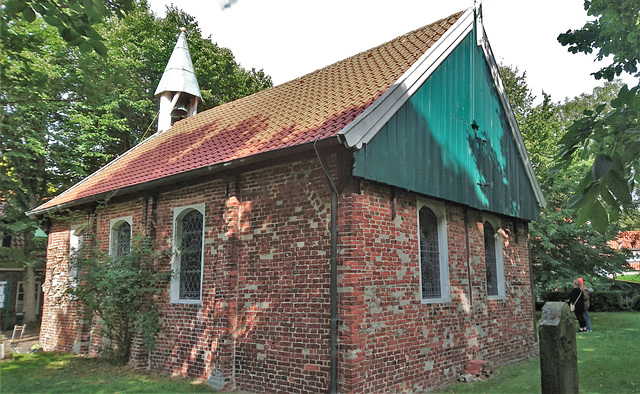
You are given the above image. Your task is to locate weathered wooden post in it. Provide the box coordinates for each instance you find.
[538,302,579,393]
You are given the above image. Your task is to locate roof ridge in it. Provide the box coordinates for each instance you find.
[195,11,464,119]
[276,11,465,87]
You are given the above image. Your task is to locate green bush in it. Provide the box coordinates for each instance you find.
[590,291,628,311]
[632,294,640,311]
[537,285,640,312]
[67,234,171,364]
[589,281,640,311]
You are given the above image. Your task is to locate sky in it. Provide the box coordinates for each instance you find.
[147,0,635,103]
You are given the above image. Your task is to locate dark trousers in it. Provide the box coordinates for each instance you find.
[574,309,586,329]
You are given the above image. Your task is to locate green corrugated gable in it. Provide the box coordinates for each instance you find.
[352,26,539,221]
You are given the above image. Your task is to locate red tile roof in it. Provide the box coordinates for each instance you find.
[611,231,640,250]
[35,11,463,213]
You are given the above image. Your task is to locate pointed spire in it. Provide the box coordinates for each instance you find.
[155,28,203,133]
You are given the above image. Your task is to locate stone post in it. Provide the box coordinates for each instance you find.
[538,302,579,394]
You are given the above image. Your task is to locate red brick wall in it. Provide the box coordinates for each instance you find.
[339,181,536,392]
[40,217,88,353]
[40,155,536,392]
[139,159,334,391]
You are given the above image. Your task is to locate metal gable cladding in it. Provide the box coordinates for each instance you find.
[349,8,543,221]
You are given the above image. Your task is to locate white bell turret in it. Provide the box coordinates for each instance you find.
[155,28,203,133]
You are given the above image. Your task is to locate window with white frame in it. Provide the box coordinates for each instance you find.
[171,204,204,303]
[418,200,450,302]
[15,281,42,313]
[483,220,505,297]
[69,224,85,287]
[110,217,132,257]
[15,281,24,312]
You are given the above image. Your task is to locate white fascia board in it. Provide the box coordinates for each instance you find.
[338,8,475,149]
[476,15,547,208]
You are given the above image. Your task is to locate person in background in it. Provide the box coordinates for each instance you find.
[569,278,587,332]
[579,277,591,332]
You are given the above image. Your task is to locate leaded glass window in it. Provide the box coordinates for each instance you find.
[484,221,498,296]
[70,225,85,285]
[114,221,131,257]
[178,210,203,300]
[419,206,441,299]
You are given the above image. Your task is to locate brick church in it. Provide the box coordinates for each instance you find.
[29,7,543,392]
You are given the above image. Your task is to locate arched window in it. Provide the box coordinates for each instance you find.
[483,220,505,297]
[484,221,498,296]
[171,204,205,303]
[110,217,132,257]
[418,201,450,302]
[70,224,85,286]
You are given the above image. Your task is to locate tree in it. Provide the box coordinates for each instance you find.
[1,17,74,324]
[557,0,640,233]
[65,230,170,364]
[558,0,640,81]
[499,64,629,294]
[60,4,273,179]
[0,2,272,324]
[1,0,134,55]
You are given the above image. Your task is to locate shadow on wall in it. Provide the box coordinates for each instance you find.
[162,164,333,387]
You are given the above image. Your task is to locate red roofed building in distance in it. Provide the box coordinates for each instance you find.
[610,231,640,271]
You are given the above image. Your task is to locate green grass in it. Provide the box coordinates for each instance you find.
[437,312,640,393]
[2,313,639,393]
[0,352,215,393]
[617,273,640,282]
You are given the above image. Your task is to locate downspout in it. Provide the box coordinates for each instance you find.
[527,226,538,343]
[314,140,339,394]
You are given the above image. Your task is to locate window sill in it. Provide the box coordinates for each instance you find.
[170,299,202,306]
[420,297,451,304]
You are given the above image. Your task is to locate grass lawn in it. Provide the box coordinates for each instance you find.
[1,312,638,393]
[0,352,214,393]
[437,312,640,393]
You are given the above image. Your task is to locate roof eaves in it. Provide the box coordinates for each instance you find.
[338,8,474,149]
[26,136,342,218]
[27,131,165,216]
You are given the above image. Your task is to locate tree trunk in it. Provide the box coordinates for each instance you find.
[23,264,37,324]
[22,234,38,325]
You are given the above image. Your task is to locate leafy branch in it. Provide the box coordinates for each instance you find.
[2,0,134,56]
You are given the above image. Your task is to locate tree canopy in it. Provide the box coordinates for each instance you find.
[0,1,272,323]
[1,1,273,218]
[500,64,629,294]
[557,0,640,233]
[1,0,135,55]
